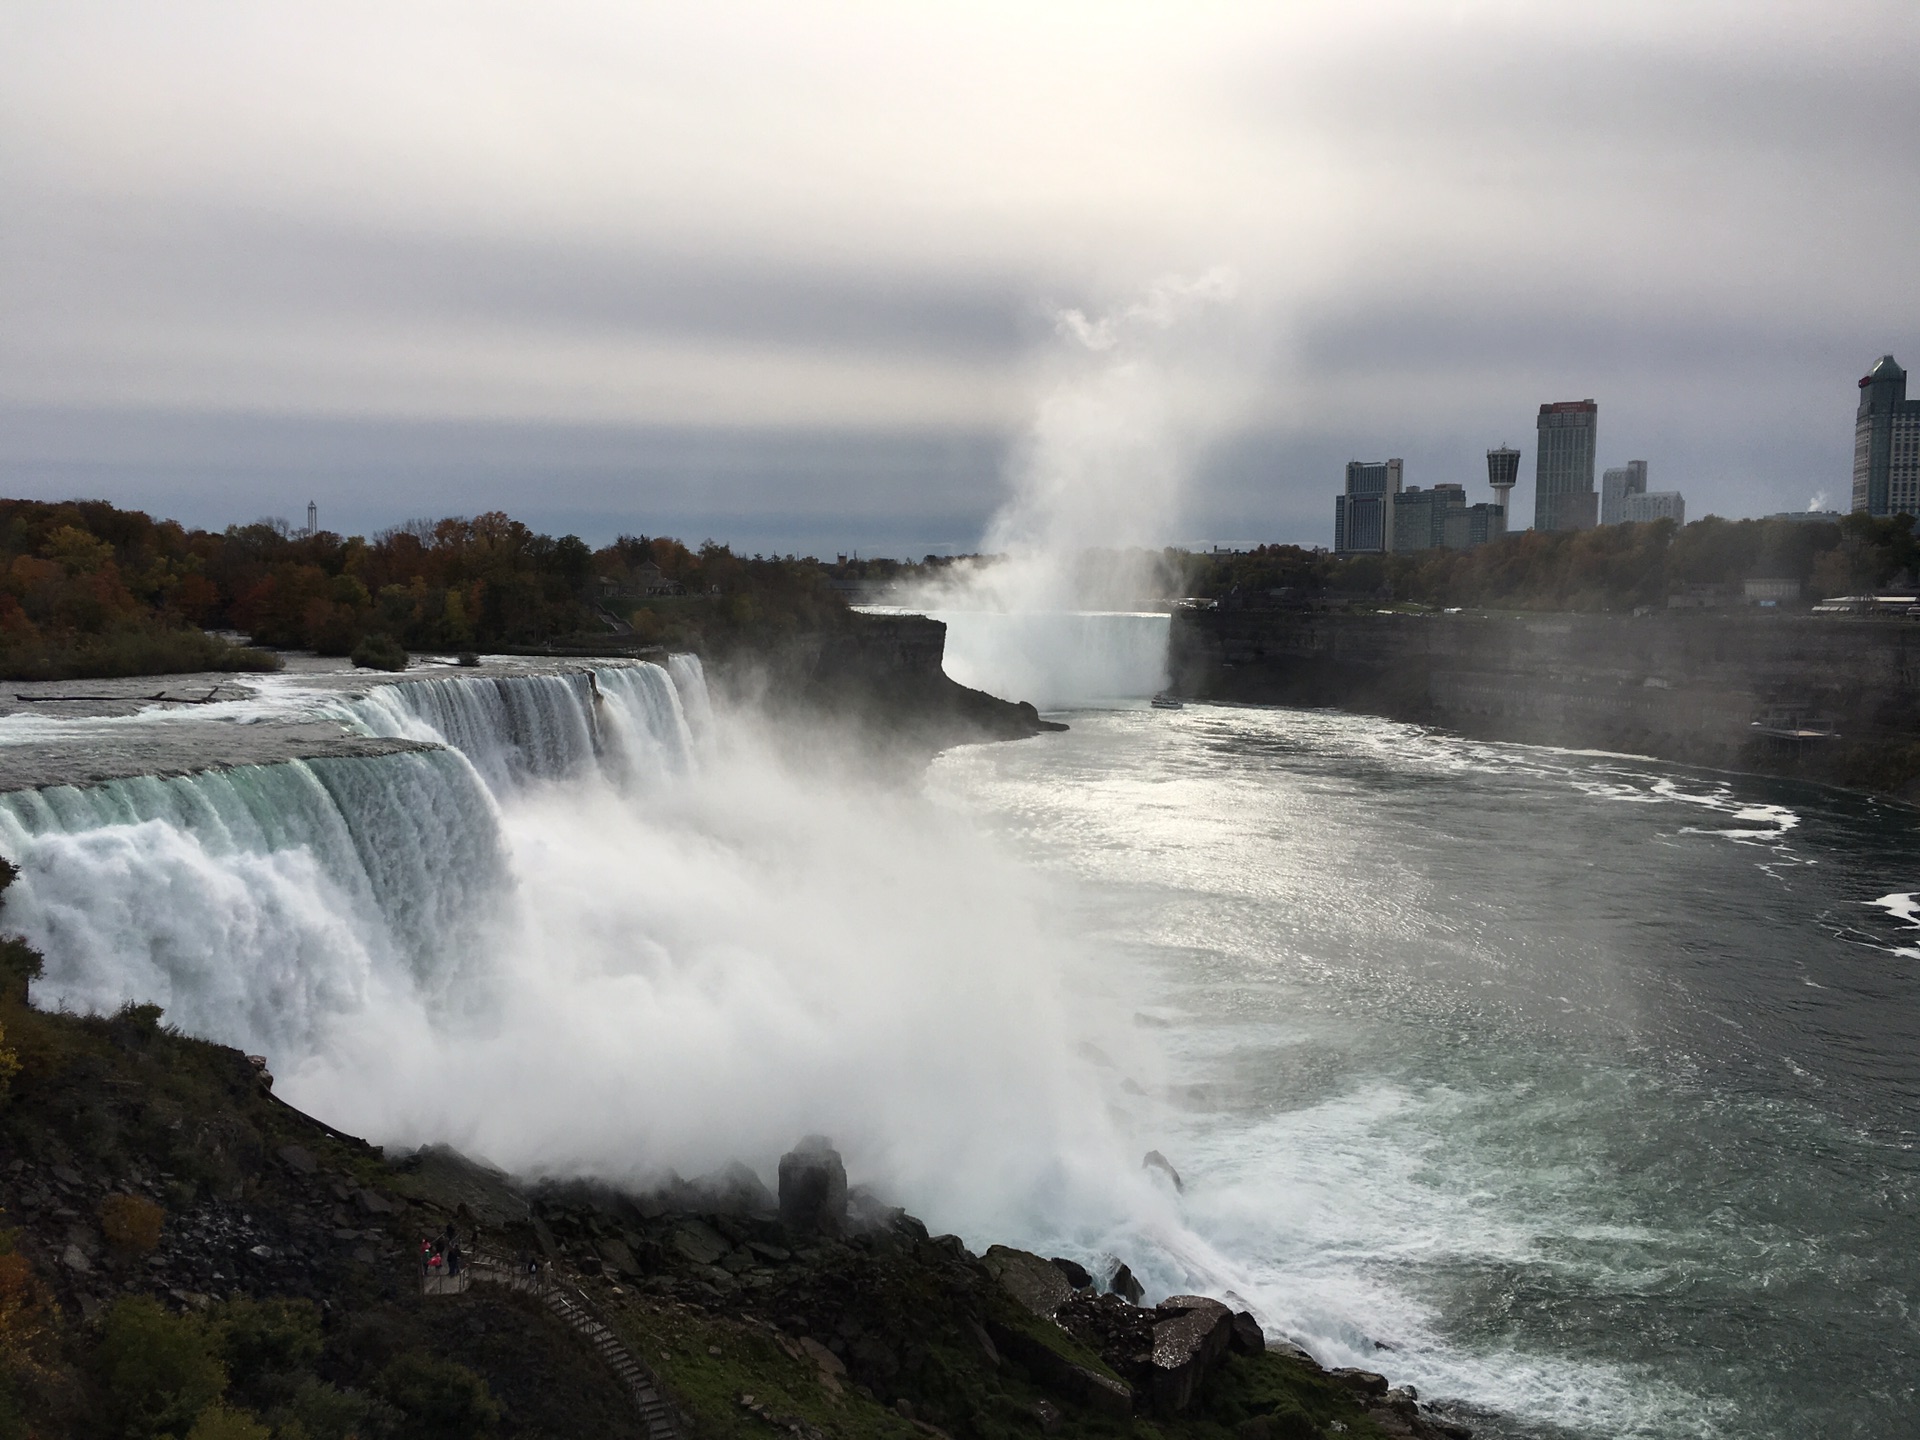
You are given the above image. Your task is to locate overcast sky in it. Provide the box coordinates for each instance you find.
[3,1,1918,554]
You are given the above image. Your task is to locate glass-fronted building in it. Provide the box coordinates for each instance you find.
[1535,400,1598,532]
[1853,355,1920,517]
[1334,458,1403,553]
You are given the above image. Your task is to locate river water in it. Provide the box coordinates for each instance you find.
[4,655,1916,1439]
[930,703,1920,1440]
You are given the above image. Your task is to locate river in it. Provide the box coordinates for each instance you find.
[931,702,1920,1439]
[3,655,1915,1438]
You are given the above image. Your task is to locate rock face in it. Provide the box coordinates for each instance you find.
[980,1246,1075,1317]
[1049,1256,1093,1290]
[777,1136,847,1236]
[1149,1296,1235,1415]
[1230,1309,1267,1356]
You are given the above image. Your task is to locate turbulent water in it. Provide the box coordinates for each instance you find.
[3,644,1917,1438]
[930,706,1920,1440]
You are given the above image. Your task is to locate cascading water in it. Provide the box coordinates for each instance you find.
[334,659,701,794]
[0,658,710,1061]
[0,747,508,1059]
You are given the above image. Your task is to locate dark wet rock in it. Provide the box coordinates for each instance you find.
[1109,1261,1145,1304]
[778,1136,848,1235]
[981,1245,1074,1317]
[693,1160,777,1215]
[669,1219,730,1267]
[1330,1367,1390,1397]
[1149,1296,1234,1415]
[386,1143,529,1226]
[1230,1308,1266,1355]
[1049,1255,1093,1289]
[596,1236,642,1277]
[276,1144,317,1174]
[1143,1150,1185,1191]
[983,1312,1134,1419]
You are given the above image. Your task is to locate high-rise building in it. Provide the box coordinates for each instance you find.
[1485,447,1519,535]
[1391,484,1465,553]
[1852,355,1920,517]
[1601,459,1648,525]
[1392,484,1505,553]
[1334,458,1402,552]
[1620,491,1685,525]
[1534,400,1598,532]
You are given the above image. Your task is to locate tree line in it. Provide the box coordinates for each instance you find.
[0,500,851,679]
[1192,513,1920,611]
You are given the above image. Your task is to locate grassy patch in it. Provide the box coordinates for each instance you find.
[607,1297,922,1440]
[0,626,281,681]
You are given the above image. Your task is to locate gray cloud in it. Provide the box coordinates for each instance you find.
[1,2,1916,550]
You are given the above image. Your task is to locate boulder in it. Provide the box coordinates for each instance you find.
[385,1145,528,1226]
[981,1245,1074,1317]
[1049,1256,1093,1289]
[1142,1150,1184,1192]
[1108,1262,1145,1304]
[985,1315,1135,1419]
[276,1144,317,1175]
[596,1237,642,1277]
[1148,1296,1234,1415]
[798,1337,846,1395]
[1230,1309,1265,1355]
[778,1136,848,1235]
[691,1160,777,1215]
[669,1220,730,1268]
[1329,1367,1390,1397]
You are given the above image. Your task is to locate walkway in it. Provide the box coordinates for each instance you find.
[452,1250,688,1440]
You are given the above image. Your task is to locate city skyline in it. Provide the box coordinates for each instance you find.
[1,4,1916,556]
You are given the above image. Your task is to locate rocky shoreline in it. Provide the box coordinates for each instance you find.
[0,950,1478,1439]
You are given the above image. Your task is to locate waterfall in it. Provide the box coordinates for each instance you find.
[924,609,1171,708]
[337,658,706,795]
[593,663,696,783]
[341,672,600,793]
[0,747,509,1059]
[0,658,712,1056]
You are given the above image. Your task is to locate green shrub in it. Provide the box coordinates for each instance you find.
[209,1298,321,1397]
[182,1405,268,1440]
[271,1378,374,1440]
[374,1353,498,1439]
[0,625,280,682]
[350,633,408,672]
[92,1296,226,1438]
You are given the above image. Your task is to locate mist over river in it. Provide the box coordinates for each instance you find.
[3,655,1917,1438]
[931,704,1920,1440]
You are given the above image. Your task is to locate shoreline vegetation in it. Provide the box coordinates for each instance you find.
[0,868,1468,1440]
[3,495,1912,674]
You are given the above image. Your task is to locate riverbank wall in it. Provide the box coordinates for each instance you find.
[1169,607,1920,795]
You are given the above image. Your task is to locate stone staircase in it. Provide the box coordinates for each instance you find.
[463,1252,686,1440]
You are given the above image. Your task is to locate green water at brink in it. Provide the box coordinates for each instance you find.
[931,703,1920,1440]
